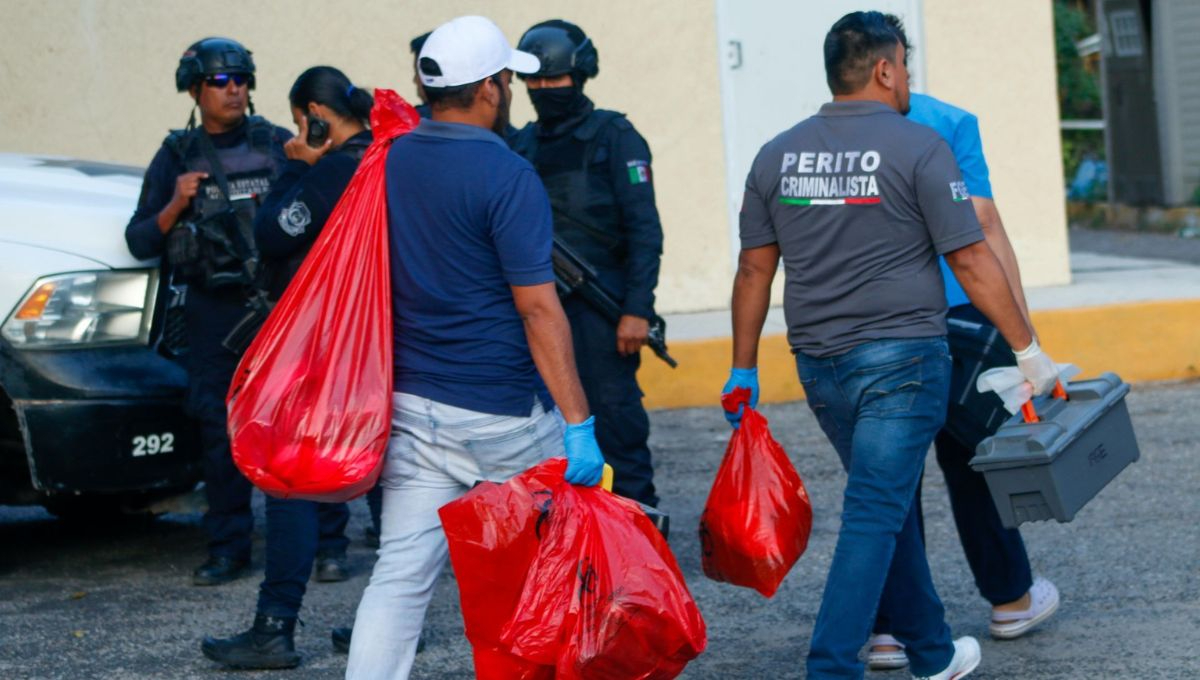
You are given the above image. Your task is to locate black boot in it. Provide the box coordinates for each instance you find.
[363,525,381,549]
[202,614,301,669]
[192,555,249,586]
[331,626,352,654]
[314,552,350,583]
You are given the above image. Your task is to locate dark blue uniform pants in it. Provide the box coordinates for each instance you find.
[257,496,350,618]
[185,291,255,562]
[185,290,352,577]
[367,483,383,534]
[875,305,1033,635]
[565,298,658,507]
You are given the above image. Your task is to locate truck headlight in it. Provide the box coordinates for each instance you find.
[2,270,157,348]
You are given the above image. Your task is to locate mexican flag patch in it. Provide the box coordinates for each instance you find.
[626,160,652,185]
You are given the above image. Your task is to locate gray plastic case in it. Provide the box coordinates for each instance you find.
[969,372,1139,528]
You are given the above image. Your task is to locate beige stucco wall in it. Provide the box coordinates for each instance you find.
[0,0,729,314]
[0,1,1067,313]
[921,0,1072,287]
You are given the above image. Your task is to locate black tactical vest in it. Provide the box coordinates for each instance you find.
[513,110,629,271]
[165,117,280,291]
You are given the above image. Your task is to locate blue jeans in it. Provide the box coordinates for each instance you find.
[797,337,955,678]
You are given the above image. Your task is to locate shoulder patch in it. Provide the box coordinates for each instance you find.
[949,181,971,202]
[626,159,651,185]
[278,200,312,237]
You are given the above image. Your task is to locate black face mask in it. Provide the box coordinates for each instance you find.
[529,85,587,124]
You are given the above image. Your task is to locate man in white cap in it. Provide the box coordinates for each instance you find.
[345,15,606,679]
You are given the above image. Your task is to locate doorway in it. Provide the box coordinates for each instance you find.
[714,1,926,253]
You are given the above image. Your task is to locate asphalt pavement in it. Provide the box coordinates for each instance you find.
[1069,226,1200,265]
[1,379,1197,679]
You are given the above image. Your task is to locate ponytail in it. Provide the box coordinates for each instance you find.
[289,65,373,127]
[346,85,374,124]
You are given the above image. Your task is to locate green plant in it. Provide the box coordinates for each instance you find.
[1054,1,1102,119]
[1054,2,1104,197]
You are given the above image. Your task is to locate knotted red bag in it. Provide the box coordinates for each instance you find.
[700,387,813,597]
[440,459,708,679]
[226,90,419,501]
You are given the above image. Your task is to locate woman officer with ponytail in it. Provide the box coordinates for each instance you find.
[201,66,374,671]
[256,66,374,294]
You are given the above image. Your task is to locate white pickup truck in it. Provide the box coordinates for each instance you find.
[0,153,199,518]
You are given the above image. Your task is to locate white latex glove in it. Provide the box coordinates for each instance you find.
[1014,339,1060,396]
[977,364,1080,415]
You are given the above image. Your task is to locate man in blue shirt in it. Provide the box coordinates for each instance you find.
[344,16,605,680]
[866,93,1061,671]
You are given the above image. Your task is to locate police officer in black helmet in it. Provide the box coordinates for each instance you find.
[124,38,293,586]
[511,20,665,507]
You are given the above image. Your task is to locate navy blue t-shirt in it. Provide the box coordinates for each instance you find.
[386,119,555,417]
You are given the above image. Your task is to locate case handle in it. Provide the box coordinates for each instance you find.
[1020,381,1069,423]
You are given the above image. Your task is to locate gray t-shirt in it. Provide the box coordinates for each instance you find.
[740,100,984,357]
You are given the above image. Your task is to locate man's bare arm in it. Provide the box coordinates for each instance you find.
[511,282,590,424]
[731,244,781,368]
[973,196,1032,327]
[945,240,1033,351]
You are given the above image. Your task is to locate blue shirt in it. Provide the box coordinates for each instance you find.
[386,119,555,417]
[907,93,993,308]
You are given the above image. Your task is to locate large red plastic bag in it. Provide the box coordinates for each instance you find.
[502,468,708,679]
[472,641,555,680]
[438,459,563,677]
[225,90,419,501]
[700,388,813,597]
[439,459,707,679]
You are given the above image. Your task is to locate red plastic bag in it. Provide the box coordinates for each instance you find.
[438,460,563,675]
[700,388,813,597]
[440,459,707,680]
[225,90,420,501]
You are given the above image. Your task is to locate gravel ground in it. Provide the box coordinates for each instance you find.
[1069,227,1200,265]
[1,381,1197,679]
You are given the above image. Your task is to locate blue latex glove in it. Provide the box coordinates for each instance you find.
[563,416,605,486]
[721,367,760,428]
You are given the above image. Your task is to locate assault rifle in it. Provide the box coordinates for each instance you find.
[551,235,677,369]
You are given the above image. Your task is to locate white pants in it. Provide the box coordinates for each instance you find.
[345,393,564,680]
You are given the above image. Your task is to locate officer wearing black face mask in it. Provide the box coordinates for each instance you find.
[510,20,664,507]
[125,37,291,587]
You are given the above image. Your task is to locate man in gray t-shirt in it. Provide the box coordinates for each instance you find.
[721,11,1059,680]
[740,100,982,357]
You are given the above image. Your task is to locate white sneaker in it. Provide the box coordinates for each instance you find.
[913,636,981,680]
[866,633,909,670]
[990,576,1061,640]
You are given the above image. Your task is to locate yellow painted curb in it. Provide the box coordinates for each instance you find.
[641,299,1200,410]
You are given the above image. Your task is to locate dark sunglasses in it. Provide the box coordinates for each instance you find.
[204,73,250,88]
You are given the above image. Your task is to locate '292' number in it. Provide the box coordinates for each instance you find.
[132,433,174,457]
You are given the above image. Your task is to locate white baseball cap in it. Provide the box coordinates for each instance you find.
[418,16,541,88]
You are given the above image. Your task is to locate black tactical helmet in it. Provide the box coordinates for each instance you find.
[516,20,598,81]
[175,37,256,92]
